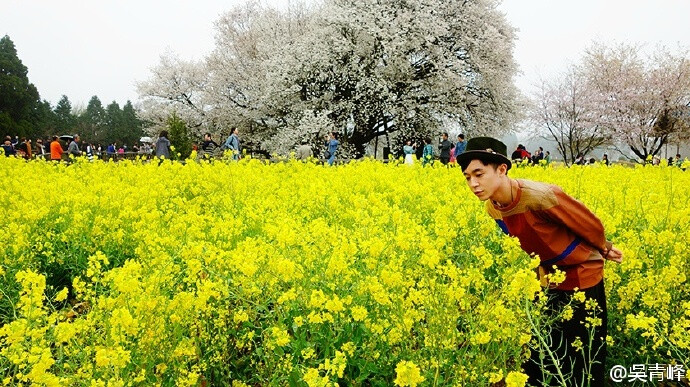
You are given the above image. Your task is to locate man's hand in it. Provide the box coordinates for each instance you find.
[603,246,623,264]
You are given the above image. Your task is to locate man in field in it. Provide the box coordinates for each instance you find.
[458,137,623,386]
[438,132,452,165]
[68,135,82,157]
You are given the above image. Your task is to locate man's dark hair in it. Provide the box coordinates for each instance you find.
[442,132,449,137]
[677,154,682,158]
[458,134,465,140]
[424,137,432,144]
[460,157,504,174]
[159,130,168,138]
[204,133,212,138]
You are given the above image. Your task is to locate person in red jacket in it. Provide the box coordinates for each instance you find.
[50,136,64,161]
[459,137,623,386]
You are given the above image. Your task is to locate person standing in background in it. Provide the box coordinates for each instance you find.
[438,132,452,165]
[422,137,434,166]
[325,132,339,166]
[86,143,94,162]
[68,135,82,157]
[403,140,416,165]
[2,136,15,157]
[296,140,313,160]
[35,139,46,159]
[223,127,241,160]
[154,131,171,161]
[201,133,220,158]
[454,134,466,159]
[107,143,116,159]
[50,136,63,161]
[17,138,31,159]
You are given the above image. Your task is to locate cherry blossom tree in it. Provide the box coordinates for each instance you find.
[582,43,690,161]
[528,66,609,165]
[136,52,211,133]
[138,0,520,156]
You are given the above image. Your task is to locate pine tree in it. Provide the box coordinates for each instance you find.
[104,101,123,145]
[80,96,107,143]
[167,112,192,159]
[121,100,143,146]
[0,35,42,137]
[54,95,76,134]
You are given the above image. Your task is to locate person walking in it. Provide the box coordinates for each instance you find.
[458,137,623,386]
[325,132,339,166]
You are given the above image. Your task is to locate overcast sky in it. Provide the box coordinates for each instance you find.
[2,0,689,107]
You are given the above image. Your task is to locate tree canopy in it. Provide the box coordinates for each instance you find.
[138,0,520,156]
[0,35,43,138]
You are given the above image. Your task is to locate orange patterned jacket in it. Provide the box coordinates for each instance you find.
[486,179,612,291]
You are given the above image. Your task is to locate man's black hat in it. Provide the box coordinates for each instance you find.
[457,137,512,171]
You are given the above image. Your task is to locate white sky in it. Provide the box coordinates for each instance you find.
[1,0,689,107]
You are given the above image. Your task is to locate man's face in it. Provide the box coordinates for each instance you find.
[204,134,210,141]
[463,159,505,201]
[443,134,448,140]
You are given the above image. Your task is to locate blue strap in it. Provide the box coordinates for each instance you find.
[495,220,509,235]
[541,237,582,267]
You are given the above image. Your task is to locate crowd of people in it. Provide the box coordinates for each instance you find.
[196,129,341,165]
[1,134,157,162]
[2,132,685,169]
[401,133,467,166]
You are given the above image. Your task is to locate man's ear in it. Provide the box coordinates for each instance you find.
[497,163,508,176]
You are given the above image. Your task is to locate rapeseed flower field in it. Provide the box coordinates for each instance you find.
[0,155,688,386]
